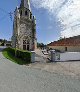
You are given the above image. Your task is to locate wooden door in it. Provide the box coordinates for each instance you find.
[27,45,29,51]
[23,45,26,50]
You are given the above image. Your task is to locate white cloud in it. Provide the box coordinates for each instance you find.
[31,0,80,38]
[31,0,66,14]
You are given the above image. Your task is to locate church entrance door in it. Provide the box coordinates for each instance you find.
[27,45,29,51]
[23,45,26,50]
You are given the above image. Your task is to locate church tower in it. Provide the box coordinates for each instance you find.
[12,0,37,51]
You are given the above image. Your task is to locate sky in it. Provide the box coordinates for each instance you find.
[0,0,80,44]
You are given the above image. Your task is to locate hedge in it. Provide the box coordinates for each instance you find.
[7,48,15,55]
[7,48,31,64]
[16,49,31,63]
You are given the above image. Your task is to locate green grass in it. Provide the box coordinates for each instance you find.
[2,48,30,65]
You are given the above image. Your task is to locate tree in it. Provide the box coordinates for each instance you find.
[0,39,7,46]
[37,42,46,49]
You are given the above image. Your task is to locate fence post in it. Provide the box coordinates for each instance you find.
[50,50,55,62]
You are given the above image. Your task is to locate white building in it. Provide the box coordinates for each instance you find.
[12,0,37,51]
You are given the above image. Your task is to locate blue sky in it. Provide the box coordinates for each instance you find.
[0,0,80,44]
[0,0,61,44]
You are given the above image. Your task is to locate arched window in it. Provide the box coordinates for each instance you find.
[23,40,26,44]
[20,10,22,16]
[25,11,27,15]
[27,40,30,44]
[30,13,32,19]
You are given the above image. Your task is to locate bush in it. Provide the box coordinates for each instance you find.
[3,48,31,64]
[16,49,31,63]
[8,48,15,55]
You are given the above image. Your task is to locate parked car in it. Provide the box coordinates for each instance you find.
[42,49,49,55]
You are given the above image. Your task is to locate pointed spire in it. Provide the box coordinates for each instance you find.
[15,6,20,18]
[20,0,31,10]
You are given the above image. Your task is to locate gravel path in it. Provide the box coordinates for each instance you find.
[0,47,80,92]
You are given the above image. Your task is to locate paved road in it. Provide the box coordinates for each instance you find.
[0,47,80,92]
[35,49,49,63]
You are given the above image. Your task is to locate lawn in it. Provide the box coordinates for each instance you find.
[2,48,30,65]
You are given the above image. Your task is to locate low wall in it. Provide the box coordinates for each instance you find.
[55,52,80,61]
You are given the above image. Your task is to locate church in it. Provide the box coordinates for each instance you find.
[12,0,37,51]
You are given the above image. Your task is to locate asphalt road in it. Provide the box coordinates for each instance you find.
[0,46,80,92]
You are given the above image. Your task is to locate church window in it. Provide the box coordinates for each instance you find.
[23,40,26,44]
[25,11,27,15]
[27,40,30,44]
[23,45,26,50]
[20,10,22,16]
[27,45,29,51]
[30,13,32,19]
